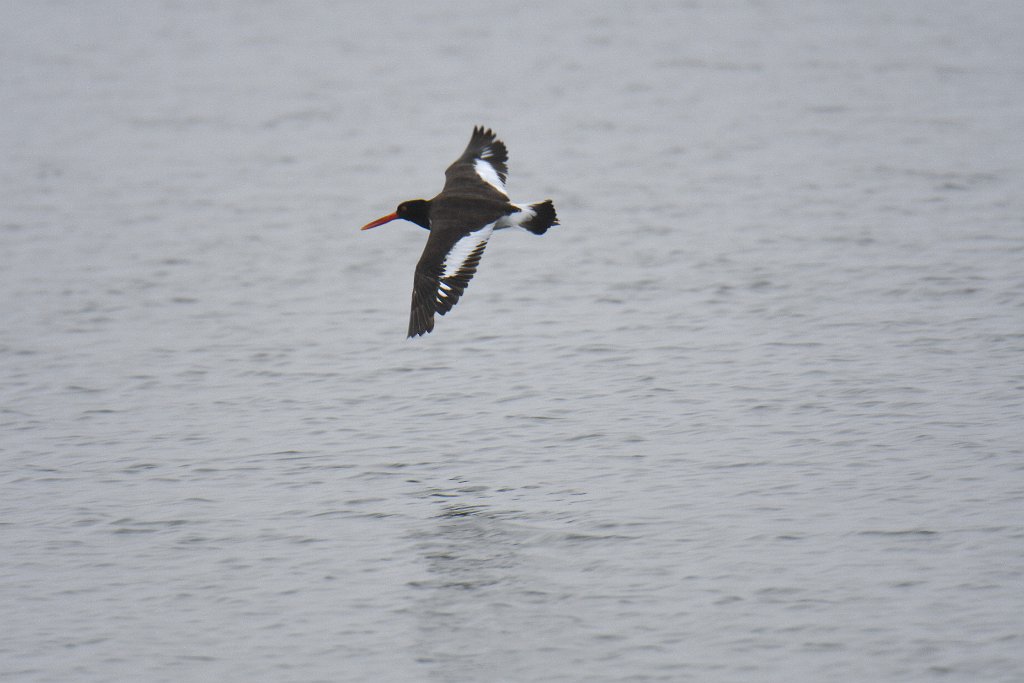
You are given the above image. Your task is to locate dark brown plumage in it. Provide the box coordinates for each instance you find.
[360,127,558,337]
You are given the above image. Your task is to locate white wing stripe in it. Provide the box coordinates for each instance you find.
[473,159,507,195]
[441,225,494,278]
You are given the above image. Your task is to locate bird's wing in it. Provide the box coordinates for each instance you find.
[408,220,495,338]
[442,126,509,198]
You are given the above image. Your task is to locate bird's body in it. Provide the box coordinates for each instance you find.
[360,126,558,337]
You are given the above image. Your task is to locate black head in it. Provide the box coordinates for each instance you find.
[361,199,431,231]
[396,199,431,230]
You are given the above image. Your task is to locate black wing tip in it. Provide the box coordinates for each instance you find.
[472,125,498,141]
[408,284,435,338]
[470,126,501,152]
[469,126,508,172]
[407,315,434,338]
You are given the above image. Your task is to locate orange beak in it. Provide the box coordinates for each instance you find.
[360,212,398,230]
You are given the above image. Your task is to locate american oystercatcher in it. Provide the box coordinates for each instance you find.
[360,126,559,337]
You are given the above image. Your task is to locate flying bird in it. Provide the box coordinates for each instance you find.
[360,126,558,337]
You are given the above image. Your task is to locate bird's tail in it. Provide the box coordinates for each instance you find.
[520,200,559,235]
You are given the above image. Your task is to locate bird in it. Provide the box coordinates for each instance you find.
[360,126,558,338]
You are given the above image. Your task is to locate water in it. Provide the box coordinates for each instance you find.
[2,2,1023,681]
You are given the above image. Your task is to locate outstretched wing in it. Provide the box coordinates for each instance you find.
[443,126,509,198]
[408,221,496,337]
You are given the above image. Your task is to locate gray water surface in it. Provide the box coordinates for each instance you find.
[2,2,1023,681]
